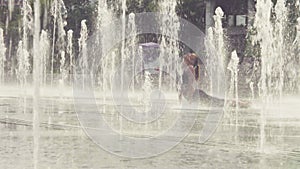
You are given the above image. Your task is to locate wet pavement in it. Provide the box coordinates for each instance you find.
[0,96,299,169]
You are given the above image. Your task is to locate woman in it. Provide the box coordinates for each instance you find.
[179,53,249,107]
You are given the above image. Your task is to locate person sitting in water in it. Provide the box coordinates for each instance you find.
[179,53,250,107]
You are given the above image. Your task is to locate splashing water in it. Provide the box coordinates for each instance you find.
[227,50,240,123]
[21,0,33,48]
[142,71,153,112]
[40,30,50,86]
[16,0,32,114]
[250,0,300,153]
[0,28,6,85]
[253,0,288,101]
[50,0,67,86]
[96,0,115,100]
[252,0,274,153]
[293,17,300,92]
[67,30,74,81]
[33,0,41,168]
[8,0,14,21]
[159,0,180,91]
[205,7,226,97]
[128,13,138,92]
[59,51,67,99]
[227,50,240,104]
[20,0,33,80]
[16,41,30,89]
[205,27,215,95]
[78,20,88,88]
[213,7,226,68]
[120,0,127,95]
[0,0,299,167]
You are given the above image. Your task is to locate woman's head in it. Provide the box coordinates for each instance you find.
[183,53,199,66]
[183,53,201,81]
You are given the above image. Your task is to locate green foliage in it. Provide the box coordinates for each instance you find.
[3,0,298,61]
[177,0,205,31]
[127,0,159,13]
[244,27,261,58]
[64,0,96,38]
[0,4,22,48]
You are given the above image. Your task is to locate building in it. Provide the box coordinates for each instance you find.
[205,0,256,56]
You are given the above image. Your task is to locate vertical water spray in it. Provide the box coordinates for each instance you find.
[205,27,215,95]
[16,41,30,90]
[159,38,166,90]
[120,0,127,139]
[50,0,58,86]
[67,30,74,82]
[250,81,255,100]
[96,0,114,102]
[8,0,14,21]
[40,31,50,86]
[213,7,226,95]
[0,28,6,85]
[228,51,240,143]
[252,0,289,152]
[121,0,127,93]
[16,41,28,114]
[142,71,153,131]
[17,0,32,114]
[159,0,180,91]
[33,0,41,167]
[213,7,226,69]
[205,7,226,97]
[22,0,33,47]
[21,0,33,66]
[296,18,300,92]
[7,39,12,76]
[78,20,88,88]
[252,0,273,153]
[227,51,240,121]
[253,0,288,100]
[274,0,287,98]
[228,51,239,103]
[42,0,49,29]
[59,51,67,99]
[143,72,154,108]
[50,0,67,86]
[128,13,137,92]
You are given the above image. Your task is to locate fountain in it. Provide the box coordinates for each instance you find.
[0,28,6,85]
[253,0,288,99]
[227,50,240,123]
[33,0,41,168]
[78,19,88,89]
[50,0,67,86]
[252,0,286,152]
[40,30,50,86]
[14,0,32,115]
[293,17,300,92]
[16,40,30,113]
[96,0,115,102]
[0,0,299,168]
[158,0,180,91]
[205,7,227,97]
[66,30,74,81]
[249,0,300,153]
[59,51,67,99]
[127,12,137,92]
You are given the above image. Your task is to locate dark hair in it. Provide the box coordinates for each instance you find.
[183,53,200,81]
[194,65,199,81]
